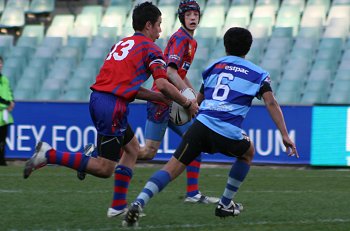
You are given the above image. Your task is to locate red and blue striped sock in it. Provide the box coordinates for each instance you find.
[186,155,202,197]
[111,165,133,210]
[46,149,90,172]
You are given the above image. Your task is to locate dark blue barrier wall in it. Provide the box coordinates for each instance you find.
[6,102,311,165]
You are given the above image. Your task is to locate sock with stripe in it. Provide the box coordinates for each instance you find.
[111,165,133,211]
[220,160,250,207]
[135,170,171,207]
[186,155,202,197]
[46,149,90,172]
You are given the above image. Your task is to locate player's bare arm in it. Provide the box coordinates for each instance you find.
[167,65,188,90]
[183,76,195,91]
[136,87,171,105]
[262,91,299,158]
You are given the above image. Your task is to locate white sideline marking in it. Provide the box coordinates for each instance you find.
[13,218,350,231]
[1,188,349,194]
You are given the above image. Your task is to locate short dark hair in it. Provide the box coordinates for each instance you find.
[132,2,162,31]
[224,27,253,57]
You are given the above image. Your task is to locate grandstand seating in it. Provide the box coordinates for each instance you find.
[1,0,349,104]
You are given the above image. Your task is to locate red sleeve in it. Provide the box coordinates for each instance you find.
[148,43,167,80]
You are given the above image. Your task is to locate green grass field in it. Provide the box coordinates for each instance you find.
[1,163,350,231]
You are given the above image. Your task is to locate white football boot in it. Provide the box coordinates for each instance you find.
[23,141,51,179]
[184,192,220,204]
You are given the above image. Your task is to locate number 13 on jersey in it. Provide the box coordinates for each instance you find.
[106,40,135,61]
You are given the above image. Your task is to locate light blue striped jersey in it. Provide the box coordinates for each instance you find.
[197,55,270,140]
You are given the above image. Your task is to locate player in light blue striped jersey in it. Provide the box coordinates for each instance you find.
[123,27,299,226]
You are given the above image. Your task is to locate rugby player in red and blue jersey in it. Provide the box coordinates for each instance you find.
[23,2,198,218]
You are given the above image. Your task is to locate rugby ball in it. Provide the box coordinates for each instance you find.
[169,88,196,126]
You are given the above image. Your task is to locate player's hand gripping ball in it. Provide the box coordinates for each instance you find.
[169,88,196,126]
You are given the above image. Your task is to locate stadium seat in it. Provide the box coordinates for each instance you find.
[323,18,349,41]
[5,46,33,64]
[266,37,293,54]
[91,36,114,51]
[67,36,88,57]
[56,47,80,65]
[0,35,14,54]
[14,76,40,96]
[58,90,87,101]
[27,0,55,14]
[232,0,256,13]
[27,57,51,76]
[109,0,133,10]
[73,66,96,83]
[39,36,63,51]
[263,48,288,63]
[225,5,251,27]
[256,0,280,13]
[47,14,75,43]
[33,46,56,64]
[333,69,349,81]
[327,81,350,104]
[260,58,283,81]
[6,0,29,11]
[15,36,38,49]
[315,48,342,66]
[100,6,127,36]
[275,89,301,104]
[65,76,89,93]
[326,5,350,26]
[206,0,230,12]
[20,66,45,82]
[300,91,327,104]
[319,37,343,52]
[200,6,225,37]
[20,24,44,44]
[271,27,293,38]
[158,0,178,6]
[81,5,103,26]
[275,5,301,36]
[0,0,4,14]
[13,88,35,100]
[96,26,118,39]
[281,0,305,12]
[3,56,26,83]
[306,69,332,87]
[50,14,75,29]
[36,78,65,100]
[301,5,328,26]
[2,66,19,87]
[0,6,25,28]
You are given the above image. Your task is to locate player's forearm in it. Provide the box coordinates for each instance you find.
[136,87,167,103]
[167,68,187,90]
[155,78,189,107]
[265,100,289,137]
[183,77,194,90]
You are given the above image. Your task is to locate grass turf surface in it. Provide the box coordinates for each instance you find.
[1,164,350,231]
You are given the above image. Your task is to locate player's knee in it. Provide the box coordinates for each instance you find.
[239,143,255,164]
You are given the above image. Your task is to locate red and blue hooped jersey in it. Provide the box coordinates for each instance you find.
[91,33,167,101]
[151,27,197,92]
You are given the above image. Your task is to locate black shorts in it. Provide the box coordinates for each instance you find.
[173,120,251,165]
[96,124,134,162]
